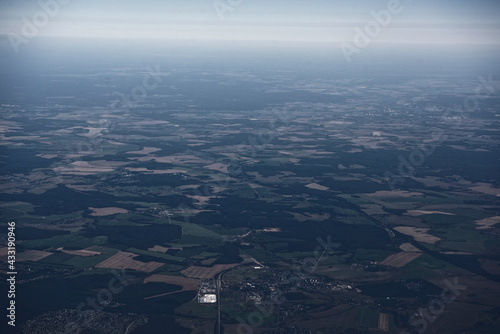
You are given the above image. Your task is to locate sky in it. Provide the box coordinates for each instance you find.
[0,0,499,45]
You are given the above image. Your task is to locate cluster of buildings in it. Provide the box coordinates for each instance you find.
[198,279,217,304]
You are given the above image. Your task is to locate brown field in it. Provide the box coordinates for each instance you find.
[286,136,312,143]
[170,206,211,216]
[339,163,367,170]
[181,264,240,279]
[108,140,127,146]
[301,149,331,156]
[144,274,198,291]
[200,257,217,266]
[326,120,353,125]
[130,154,211,165]
[350,137,393,150]
[475,216,500,229]
[125,167,187,174]
[419,204,486,210]
[77,127,106,138]
[57,247,101,257]
[378,313,389,331]
[469,183,500,196]
[211,186,226,193]
[260,228,281,233]
[36,154,59,159]
[95,251,164,272]
[0,140,16,146]
[17,250,53,262]
[204,163,229,174]
[65,184,97,191]
[399,243,422,252]
[2,184,23,194]
[305,183,329,191]
[366,190,424,197]
[406,210,455,216]
[89,207,128,216]
[393,226,441,244]
[148,245,182,253]
[0,121,22,132]
[410,176,452,189]
[0,247,8,256]
[349,164,365,169]
[54,160,129,175]
[380,252,423,268]
[186,195,216,206]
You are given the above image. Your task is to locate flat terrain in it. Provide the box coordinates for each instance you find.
[95,251,165,272]
[181,264,241,279]
[1,45,499,334]
[380,251,423,268]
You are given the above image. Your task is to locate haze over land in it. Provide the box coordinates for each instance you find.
[1,1,500,334]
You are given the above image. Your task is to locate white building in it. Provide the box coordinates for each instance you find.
[198,294,217,303]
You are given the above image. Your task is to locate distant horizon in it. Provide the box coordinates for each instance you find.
[1,0,499,47]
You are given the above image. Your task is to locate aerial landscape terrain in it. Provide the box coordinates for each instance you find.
[1,1,500,334]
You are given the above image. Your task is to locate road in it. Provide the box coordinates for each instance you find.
[337,195,500,284]
[213,255,266,334]
[216,272,221,334]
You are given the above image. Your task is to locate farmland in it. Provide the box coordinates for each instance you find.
[0,41,499,334]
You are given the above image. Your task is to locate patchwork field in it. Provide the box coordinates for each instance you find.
[181,264,241,279]
[1,43,499,334]
[393,226,442,244]
[89,207,129,216]
[380,252,423,268]
[475,216,500,229]
[17,250,53,262]
[143,274,200,300]
[95,251,165,272]
[58,247,102,257]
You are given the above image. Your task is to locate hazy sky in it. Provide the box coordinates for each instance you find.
[1,0,499,45]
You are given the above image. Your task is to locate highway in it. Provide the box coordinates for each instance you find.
[214,270,224,334]
[216,272,221,334]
